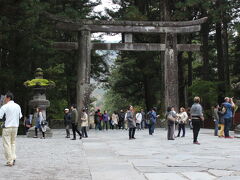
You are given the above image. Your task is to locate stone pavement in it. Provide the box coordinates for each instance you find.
[0,128,240,180]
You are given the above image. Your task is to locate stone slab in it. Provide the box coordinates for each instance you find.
[145,173,187,180]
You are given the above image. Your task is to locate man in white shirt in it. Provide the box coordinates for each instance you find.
[0,92,22,167]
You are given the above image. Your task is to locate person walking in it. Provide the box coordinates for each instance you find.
[64,108,71,138]
[70,105,82,140]
[148,107,158,135]
[213,105,219,136]
[135,110,142,130]
[222,97,235,138]
[102,110,109,130]
[81,109,88,138]
[0,92,22,166]
[127,105,136,139]
[166,106,177,140]
[177,107,188,137]
[190,96,204,145]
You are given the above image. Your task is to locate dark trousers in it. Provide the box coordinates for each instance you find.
[224,118,232,137]
[167,125,174,140]
[136,123,141,130]
[129,128,136,139]
[177,124,185,137]
[214,120,218,136]
[192,119,201,142]
[103,121,108,130]
[35,127,45,137]
[141,120,145,129]
[81,127,88,137]
[95,121,102,130]
[118,120,124,129]
[71,123,82,139]
[149,123,155,135]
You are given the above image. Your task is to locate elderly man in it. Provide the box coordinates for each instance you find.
[0,92,22,166]
[222,97,235,138]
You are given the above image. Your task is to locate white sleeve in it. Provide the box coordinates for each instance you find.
[0,106,5,119]
[19,105,23,119]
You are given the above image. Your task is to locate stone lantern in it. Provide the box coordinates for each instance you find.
[24,68,55,138]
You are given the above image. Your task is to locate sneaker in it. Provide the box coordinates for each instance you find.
[225,136,234,139]
[71,138,76,140]
[5,163,13,167]
[33,136,38,138]
[193,141,200,145]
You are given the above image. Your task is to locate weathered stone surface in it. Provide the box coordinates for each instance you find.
[182,172,216,180]
[1,128,240,180]
[27,126,53,138]
[145,173,187,180]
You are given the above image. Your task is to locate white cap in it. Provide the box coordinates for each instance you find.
[64,108,69,111]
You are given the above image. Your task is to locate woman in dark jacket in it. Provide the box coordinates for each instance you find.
[166,106,177,140]
[127,105,136,140]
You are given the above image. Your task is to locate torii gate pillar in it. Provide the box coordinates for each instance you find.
[77,30,91,112]
[164,33,178,110]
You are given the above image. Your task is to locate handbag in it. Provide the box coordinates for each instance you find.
[41,120,48,126]
[167,114,176,122]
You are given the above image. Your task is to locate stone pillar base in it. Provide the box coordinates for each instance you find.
[27,126,53,138]
[234,124,240,138]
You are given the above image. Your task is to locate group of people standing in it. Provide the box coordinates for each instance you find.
[93,109,147,131]
[166,96,204,144]
[93,107,160,139]
[63,105,88,140]
[213,97,235,138]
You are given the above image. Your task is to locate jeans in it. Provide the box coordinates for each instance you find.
[129,128,136,139]
[71,123,82,139]
[224,118,232,137]
[149,123,155,135]
[177,124,185,137]
[192,119,201,142]
[95,121,102,130]
[214,120,218,136]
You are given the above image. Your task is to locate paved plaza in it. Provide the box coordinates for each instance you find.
[0,128,240,180]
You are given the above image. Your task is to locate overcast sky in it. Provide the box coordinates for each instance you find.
[91,0,121,42]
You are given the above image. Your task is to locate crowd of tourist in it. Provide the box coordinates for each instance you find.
[0,91,236,167]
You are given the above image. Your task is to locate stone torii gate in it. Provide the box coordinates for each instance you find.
[47,13,207,112]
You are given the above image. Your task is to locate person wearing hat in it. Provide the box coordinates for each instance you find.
[64,108,71,138]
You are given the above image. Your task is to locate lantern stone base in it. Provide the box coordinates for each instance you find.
[27,126,53,138]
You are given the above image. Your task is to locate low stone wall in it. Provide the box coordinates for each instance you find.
[49,119,65,129]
